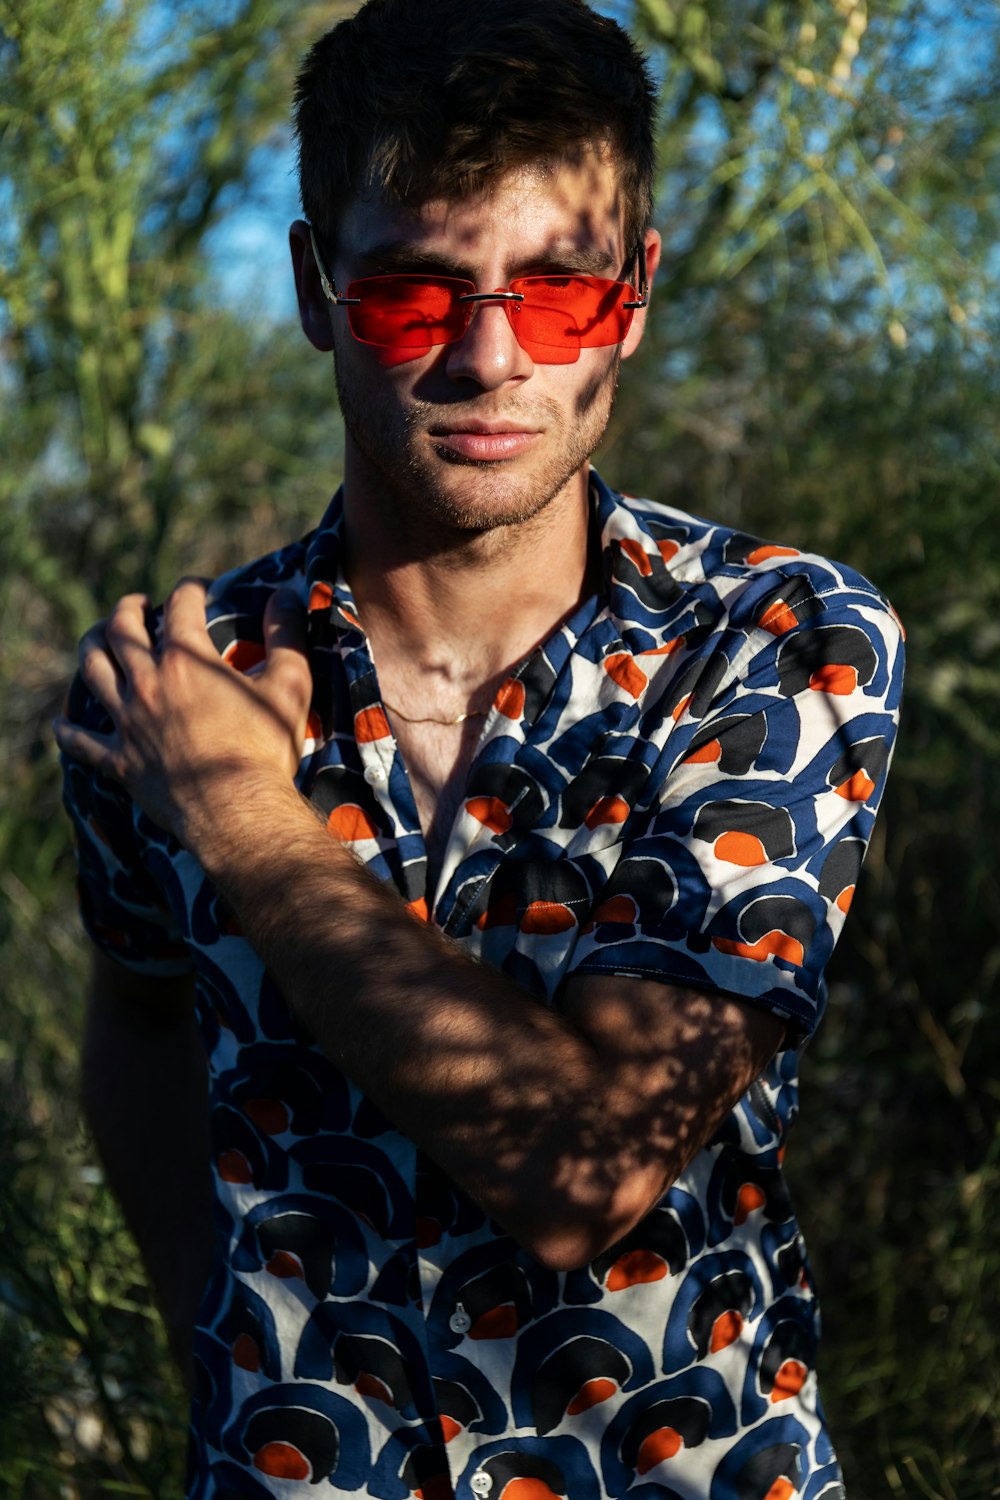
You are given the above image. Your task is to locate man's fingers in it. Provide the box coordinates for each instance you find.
[78,621,126,719]
[53,716,121,777]
[263,587,308,654]
[262,589,312,710]
[162,577,213,652]
[105,593,156,682]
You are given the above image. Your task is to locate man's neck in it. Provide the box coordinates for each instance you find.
[339,456,600,699]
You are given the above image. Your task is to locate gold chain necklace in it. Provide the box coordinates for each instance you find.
[381,697,490,727]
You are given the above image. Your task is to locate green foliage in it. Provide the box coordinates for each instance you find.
[598,2,1000,1492]
[0,1,350,1492]
[1,0,998,1494]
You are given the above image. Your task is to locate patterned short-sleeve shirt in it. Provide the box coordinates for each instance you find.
[63,471,904,1500]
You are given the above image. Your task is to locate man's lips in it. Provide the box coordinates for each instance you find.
[428,422,542,461]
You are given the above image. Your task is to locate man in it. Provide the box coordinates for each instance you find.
[56,2,903,1496]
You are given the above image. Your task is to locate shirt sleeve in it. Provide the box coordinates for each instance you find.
[61,671,194,977]
[566,578,905,1043]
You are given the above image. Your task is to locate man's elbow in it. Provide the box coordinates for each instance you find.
[523,1230,608,1275]
[511,1169,673,1273]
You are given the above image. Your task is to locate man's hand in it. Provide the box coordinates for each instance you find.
[53,580,313,854]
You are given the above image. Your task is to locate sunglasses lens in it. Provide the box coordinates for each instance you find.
[511,276,636,349]
[346,276,472,347]
[341,273,636,356]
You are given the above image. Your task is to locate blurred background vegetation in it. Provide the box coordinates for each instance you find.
[0,0,997,1495]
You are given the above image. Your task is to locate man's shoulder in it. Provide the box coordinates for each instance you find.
[604,482,902,638]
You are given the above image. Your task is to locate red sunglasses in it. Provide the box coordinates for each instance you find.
[309,227,648,362]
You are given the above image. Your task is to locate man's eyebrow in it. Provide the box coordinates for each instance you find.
[357,242,472,276]
[356,241,622,279]
[538,246,620,277]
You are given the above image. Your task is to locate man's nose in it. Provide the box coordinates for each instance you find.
[444,296,534,388]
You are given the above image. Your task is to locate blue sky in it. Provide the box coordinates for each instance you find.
[204,137,302,322]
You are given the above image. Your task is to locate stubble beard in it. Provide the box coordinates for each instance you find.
[333,349,622,539]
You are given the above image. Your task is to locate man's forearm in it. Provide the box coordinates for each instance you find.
[192,777,739,1268]
[82,963,215,1384]
[195,779,644,1250]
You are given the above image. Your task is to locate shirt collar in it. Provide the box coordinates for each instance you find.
[302,470,686,723]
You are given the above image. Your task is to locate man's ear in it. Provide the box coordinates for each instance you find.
[289,219,336,353]
[620,226,661,362]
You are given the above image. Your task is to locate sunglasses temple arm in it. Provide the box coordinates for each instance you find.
[622,240,649,310]
[308,225,361,306]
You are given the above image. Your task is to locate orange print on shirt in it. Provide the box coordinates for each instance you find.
[770,1358,808,1403]
[216,1149,253,1184]
[253,1443,310,1481]
[231,1333,260,1371]
[355,706,392,742]
[566,1377,617,1415]
[641,636,684,658]
[618,537,653,575]
[591,895,639,925]
[355,1371,393,1403]
[710,1309,743,1353]
[604,653,648,699]
[244,1098,289,1134]
[469,1304,519,1339]
[714,831,768,866]
[606,1249,667,1291]
[686,738,722,764]
[585,795,630,828]
[495,678,527,720]
[734,1183,767,1225]
[223,639,265,674]
[326,804,380,842]
[503,1481,562,1500]
[265,1250,304,1280]
[835,771,875,802]
[521,901,577,935]
[714,933,805,966]
[747,544,799,565]
[809,663,858,694]
[637,1426,682,1472]
[466,796,513,834]
[759,600,800,636]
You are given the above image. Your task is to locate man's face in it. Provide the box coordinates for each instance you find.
[293,150,657,535]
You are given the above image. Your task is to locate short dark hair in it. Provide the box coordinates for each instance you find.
[293,0,657,254]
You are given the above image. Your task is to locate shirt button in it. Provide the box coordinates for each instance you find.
[448,1302,472,1335]
[470,1474,493,1497]
[363,763,387,786]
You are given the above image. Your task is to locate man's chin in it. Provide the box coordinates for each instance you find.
[409,456,581,534]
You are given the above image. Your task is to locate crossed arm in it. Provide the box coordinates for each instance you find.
[60,582,782,1275]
